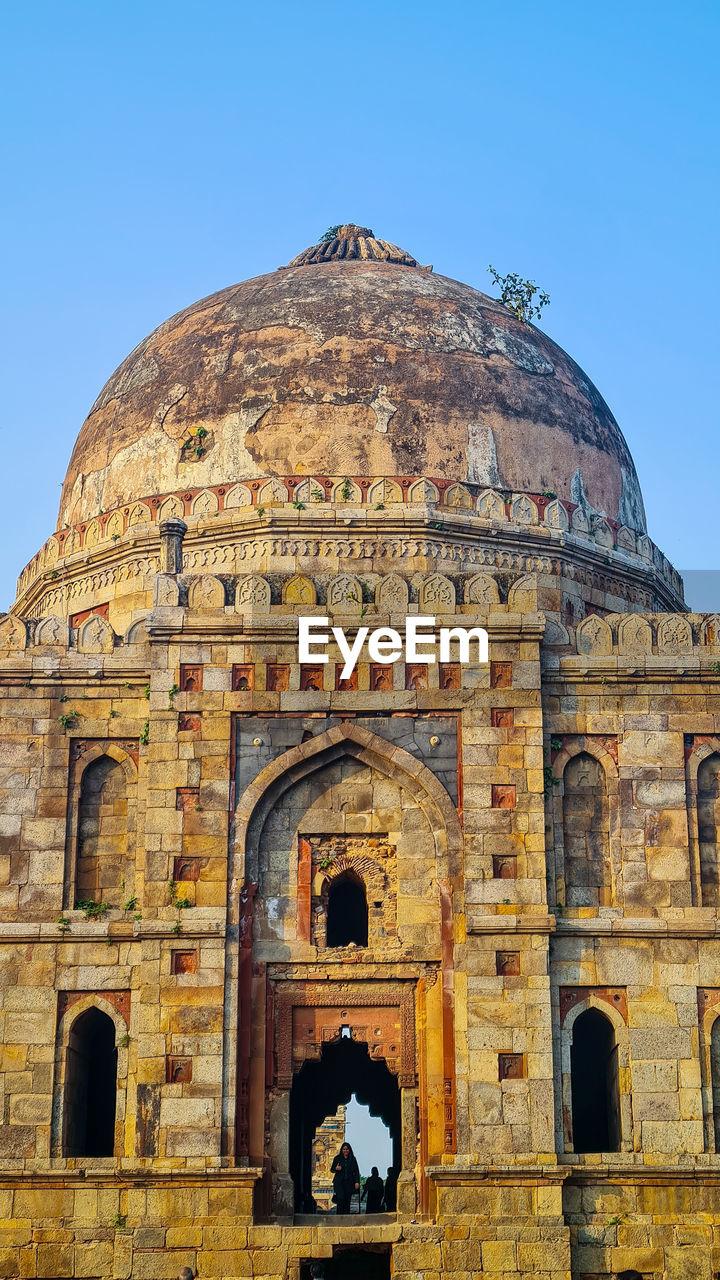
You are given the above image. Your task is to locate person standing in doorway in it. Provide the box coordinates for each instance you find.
[361,1165,384,1213]
[383,1166,398,1211]
[331,1142,360,1214]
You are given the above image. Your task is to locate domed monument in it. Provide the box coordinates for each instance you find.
[0,229,717,1280]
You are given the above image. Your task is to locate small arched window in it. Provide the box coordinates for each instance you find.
[76,756,128,906]
[698,753,720,906]
[63,1007,118,1157]
[326,872,368,947]
[563,752,610,907]
[570,1007,621,1153]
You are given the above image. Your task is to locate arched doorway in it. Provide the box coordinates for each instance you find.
[290,1037,401,1213]
[63,1007,118,1156]
[570,1007,621,1152]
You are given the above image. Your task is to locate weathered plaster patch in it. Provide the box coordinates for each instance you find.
[466,423,501,487]
[63,404,271,525]
[570,467,590,512]
[619,465,647,534]
[371,387,397,434]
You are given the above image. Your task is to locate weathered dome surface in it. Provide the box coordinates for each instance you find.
[59,240,646,532]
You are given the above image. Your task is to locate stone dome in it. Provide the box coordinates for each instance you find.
[58,228,646,532]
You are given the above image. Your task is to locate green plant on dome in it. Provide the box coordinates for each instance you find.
[488,266,550,324]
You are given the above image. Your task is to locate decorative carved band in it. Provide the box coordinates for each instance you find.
[275,982,416,1089]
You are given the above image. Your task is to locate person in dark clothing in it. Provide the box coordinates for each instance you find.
[383,1165,398,1211]
[361,1165,384,1213]
[331,1142,360,1213]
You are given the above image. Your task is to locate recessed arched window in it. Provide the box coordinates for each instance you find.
[570,1007,621,1153]
[326,872,368,947]
[76,756,128,905]
[710,1016,720,1151]
[562,752,610,907]
[63,1007,118,1157]
[698,753,720,906]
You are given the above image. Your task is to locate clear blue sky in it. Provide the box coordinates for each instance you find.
[344,1096,393,1180]
[1,1,718,610]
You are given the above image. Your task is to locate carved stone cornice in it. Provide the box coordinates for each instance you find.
[15,497,684,618]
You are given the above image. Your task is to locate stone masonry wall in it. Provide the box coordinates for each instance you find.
[1,592,720,1278]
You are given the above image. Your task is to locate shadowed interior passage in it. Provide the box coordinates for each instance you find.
[570,1008,621,1153]
[290,1037,400,1212]
[63,1007,117,1157]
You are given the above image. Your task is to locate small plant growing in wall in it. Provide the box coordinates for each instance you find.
[143,683,151,699]
[543,764,560,796]
[58,710,79,730]
[118,1032,131,1048]
[140,719,150,746]
[111,1213,127,1230]
[340,476,354,501]
[168,879,192,935]
[487,265,550,324]
[180,425,208,459]
[292,498,306,510]
[75,899,110,920]
[57,916,71,933]
[167,683,179,710]
[123,895,137,912]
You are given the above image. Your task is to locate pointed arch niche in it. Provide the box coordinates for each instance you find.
[686,739,720,906]
[558,988,632,1156]
[64,741,139,909]
[549,737,619,910]
[227,721,463,1218]
[696,988,720,1151]
[51,991,131,1159]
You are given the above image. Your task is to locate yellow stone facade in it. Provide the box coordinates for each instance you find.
[0,231,717,1280]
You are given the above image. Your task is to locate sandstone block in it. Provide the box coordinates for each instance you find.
[74,1241,114,1277]
[251,1247,288,1275]
[196,1249,252,1276]
[392,1242,442,1270]
[36,1243,74,1277]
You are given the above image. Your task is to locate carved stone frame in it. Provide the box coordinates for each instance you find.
[274,981,417,1090]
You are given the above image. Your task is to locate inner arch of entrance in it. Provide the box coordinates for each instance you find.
[226,723,464,1216]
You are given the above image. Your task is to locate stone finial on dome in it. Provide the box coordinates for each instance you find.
[285,224,426,268]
